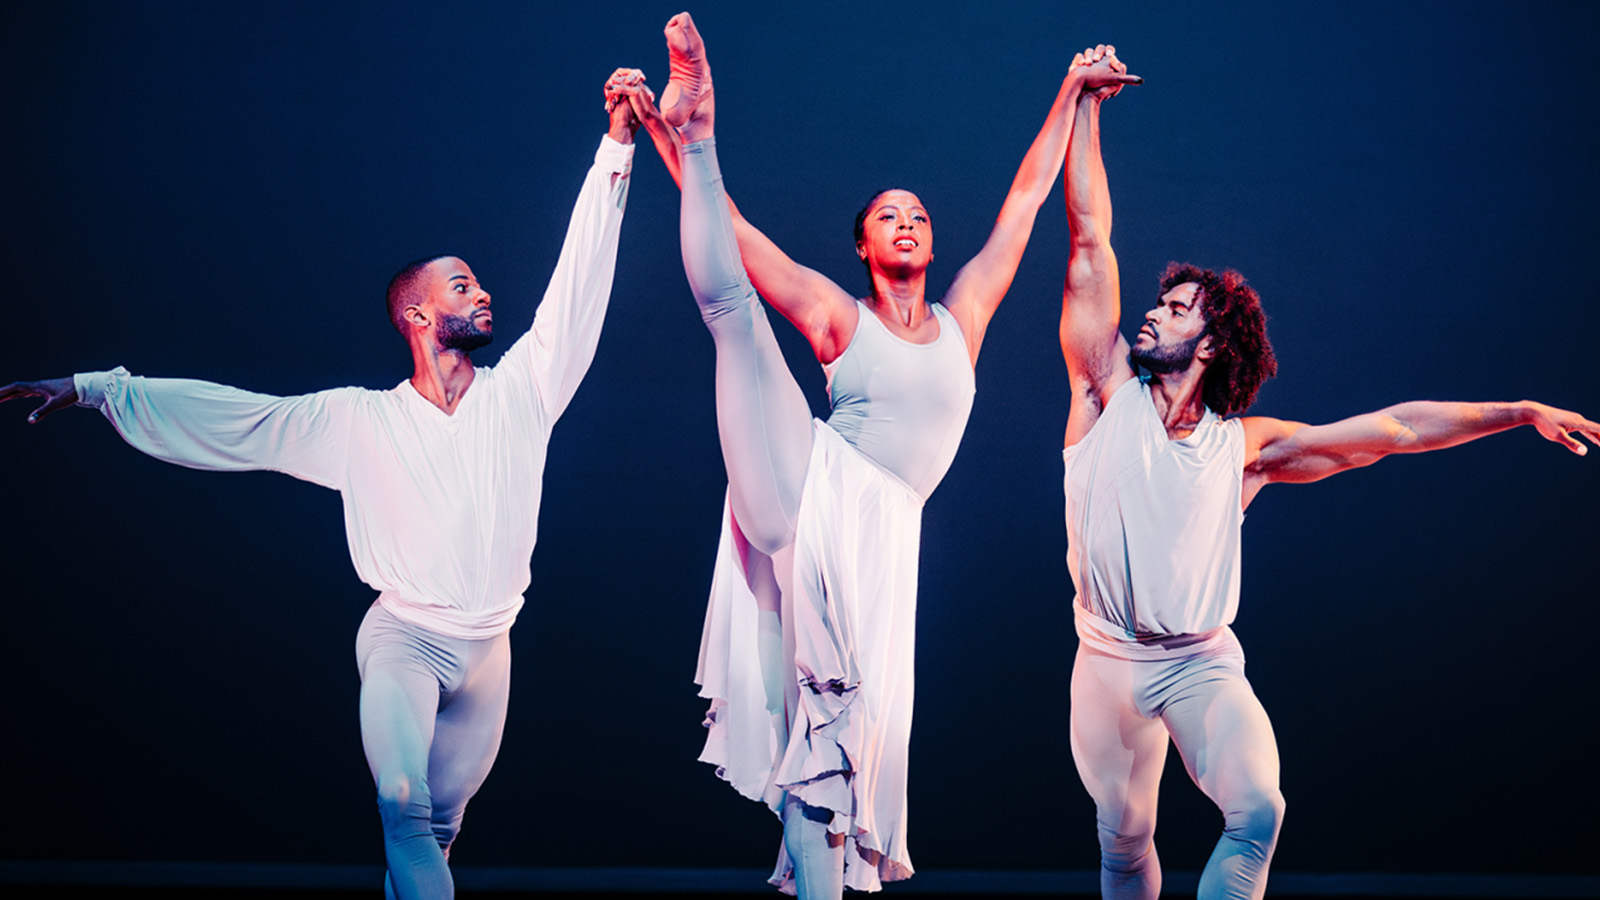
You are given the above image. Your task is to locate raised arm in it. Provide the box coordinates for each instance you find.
[626,76,856,362]
[511,73,640,424]
[1061,51,1139,447]
[721,187,857,362]
[945,46,1142,364]
[1241,400,1600,506]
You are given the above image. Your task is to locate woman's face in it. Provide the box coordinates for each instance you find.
[856,189,932,276]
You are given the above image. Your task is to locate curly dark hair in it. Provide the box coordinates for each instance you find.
[1158,262,1277,416]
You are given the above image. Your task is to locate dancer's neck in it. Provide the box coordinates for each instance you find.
[410,346,477,415]
[867,273,929,328]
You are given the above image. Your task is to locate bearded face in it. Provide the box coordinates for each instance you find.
[436,311,493,353]
[1130,330,1203,374]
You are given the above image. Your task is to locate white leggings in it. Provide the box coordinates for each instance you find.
[1069,628,1285,900]
[678,138,815,557]
[679,138,842,900]
[355,603,511,900]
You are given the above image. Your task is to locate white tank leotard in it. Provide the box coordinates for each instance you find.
[824,300,974,499]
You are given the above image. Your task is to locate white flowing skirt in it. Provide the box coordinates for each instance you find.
[696,420,922,893]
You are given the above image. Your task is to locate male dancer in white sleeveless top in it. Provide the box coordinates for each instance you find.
[1057,47,1600,900]
[0,74,648,900]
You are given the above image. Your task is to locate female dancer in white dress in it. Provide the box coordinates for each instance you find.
[625,16,1139,897]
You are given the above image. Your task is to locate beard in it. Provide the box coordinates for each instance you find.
[1130,331,1202,374]
[437,311,493,353]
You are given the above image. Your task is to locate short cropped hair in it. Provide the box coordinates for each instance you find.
[385,255,452,336]
[1161,262,1277,416]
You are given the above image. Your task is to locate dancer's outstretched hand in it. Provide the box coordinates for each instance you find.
[1072,44,1142,100]
[1526,402,1600,455]
[0,376,77,424]
[604,67,651,143]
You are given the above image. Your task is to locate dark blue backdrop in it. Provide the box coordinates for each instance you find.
[3,0,1596,878]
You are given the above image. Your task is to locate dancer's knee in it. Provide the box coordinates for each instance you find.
[375,773,432,837]
[1224,788,1285,847]
[734,505,797,558]
[1097,817,1157,873]
[697,282,759,330]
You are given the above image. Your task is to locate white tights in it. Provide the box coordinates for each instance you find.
[680,138,842,899]
[783,795,846,899]
[355,603,511,900]
[678,138,814,558]
[1069,629,1285,900]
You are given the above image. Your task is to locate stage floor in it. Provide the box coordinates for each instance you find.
[4,863,1597,900]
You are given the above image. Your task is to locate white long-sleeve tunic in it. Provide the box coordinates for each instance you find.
[73,136,634,640]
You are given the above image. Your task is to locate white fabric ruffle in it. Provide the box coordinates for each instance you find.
[696,420,923,893]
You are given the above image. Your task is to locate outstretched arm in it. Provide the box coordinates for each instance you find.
[626,72,860,363]
[721,181,858,363]
[1242,400,1600,505]
[5,367,351,487]
[1061,50,1140,447]
[945,46,1141,364]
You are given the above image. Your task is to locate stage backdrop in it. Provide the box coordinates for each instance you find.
[3,0,1596,880]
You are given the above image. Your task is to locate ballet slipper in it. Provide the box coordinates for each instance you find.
[661,12,714,141]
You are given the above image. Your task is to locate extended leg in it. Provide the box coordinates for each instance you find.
[1069,644,1169,900]
[672,16,839,893]
[1162,646,1285,900]
[674,36,812,556]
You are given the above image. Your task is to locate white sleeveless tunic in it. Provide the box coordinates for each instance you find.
[1064,377,1246,647]
[698,301,973,893]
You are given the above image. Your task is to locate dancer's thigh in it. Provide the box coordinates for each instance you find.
[713,316,814,554]
[1070,645,1169,832]
[358,634,441,790]
[1161,654,1280,811]
[429,635,512,817]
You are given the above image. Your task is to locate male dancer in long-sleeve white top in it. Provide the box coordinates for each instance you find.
[1057,46,1600,900]
[1,70,651,900]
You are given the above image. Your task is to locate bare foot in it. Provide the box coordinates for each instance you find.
[661,11,714,142]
